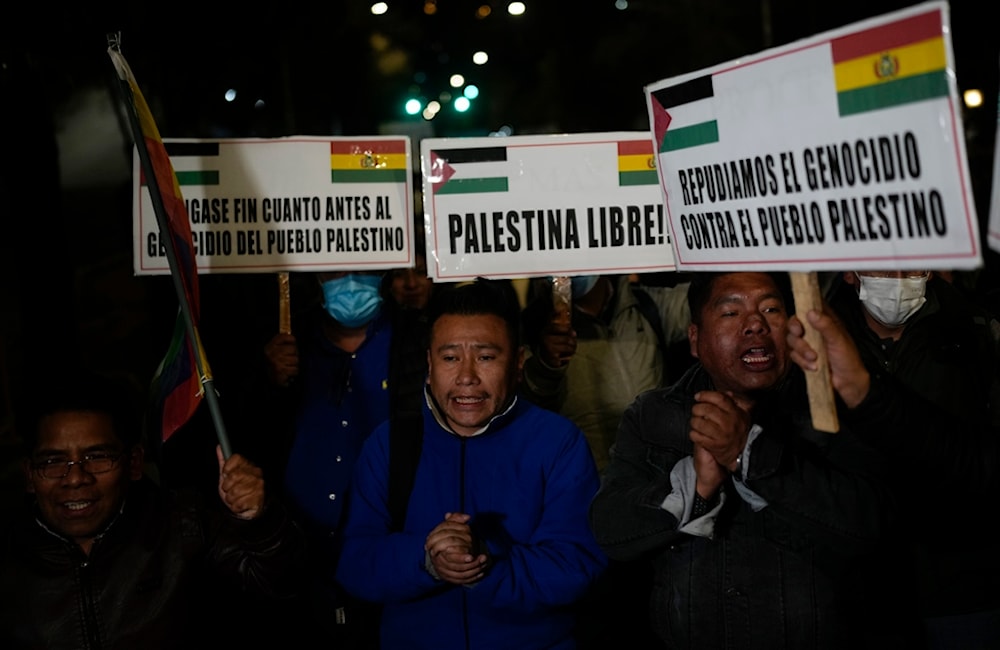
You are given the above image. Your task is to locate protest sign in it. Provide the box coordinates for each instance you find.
[647,1,980,273]
[989,75,1000,254]
[420,132,675,281]
[645,2,980,431]
[133,136,415,274]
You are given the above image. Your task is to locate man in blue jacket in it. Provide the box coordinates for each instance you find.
[336,279,608,650]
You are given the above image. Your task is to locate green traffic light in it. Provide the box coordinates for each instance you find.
[404,98,423,115]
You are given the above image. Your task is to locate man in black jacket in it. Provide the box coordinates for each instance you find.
[0,367,306,649]
[827,270,1000,647]
[589,272,914,649]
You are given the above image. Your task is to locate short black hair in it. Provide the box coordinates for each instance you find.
[687,272,793,325]
[426,278,522,349]
[17,366,143,456]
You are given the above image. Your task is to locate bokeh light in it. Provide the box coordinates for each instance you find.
[963,89,983,108]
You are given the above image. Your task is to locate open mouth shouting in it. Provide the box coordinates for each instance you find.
[741,345,776,370]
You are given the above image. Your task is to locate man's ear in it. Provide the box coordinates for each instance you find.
[127,445,145,481]
[688,323,700,359]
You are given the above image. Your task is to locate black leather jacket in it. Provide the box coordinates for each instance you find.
[829,277,1000,619]
[1,476,306,650]
[589,364,902,649]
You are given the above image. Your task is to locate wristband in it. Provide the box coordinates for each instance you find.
[692,491,718,518]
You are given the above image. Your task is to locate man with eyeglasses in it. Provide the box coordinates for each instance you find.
[0,367,306,648]
[827,268,1000,648]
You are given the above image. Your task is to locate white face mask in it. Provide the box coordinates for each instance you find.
[855,273,927,328]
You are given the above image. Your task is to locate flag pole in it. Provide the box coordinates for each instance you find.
[107,34,232,458]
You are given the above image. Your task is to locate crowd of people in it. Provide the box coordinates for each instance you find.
[3,257,999,650]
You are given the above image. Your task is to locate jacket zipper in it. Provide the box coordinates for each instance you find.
[460,437,471,650]
[78,558,102,649]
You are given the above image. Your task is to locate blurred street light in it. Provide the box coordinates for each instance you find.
[963,89,983,109]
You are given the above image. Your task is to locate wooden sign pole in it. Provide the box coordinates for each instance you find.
[789,271,839,433]
[278,272,292,335]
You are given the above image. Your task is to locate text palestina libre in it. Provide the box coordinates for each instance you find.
[446,204,667,254]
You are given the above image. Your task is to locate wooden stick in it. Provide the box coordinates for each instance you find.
[552,276,571,318]
[789,271,839,433]
[278,272,292,334]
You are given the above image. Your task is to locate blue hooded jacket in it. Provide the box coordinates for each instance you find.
[336,393,608,649]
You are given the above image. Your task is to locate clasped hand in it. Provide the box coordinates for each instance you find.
[424,512,489,585]
[689,390,752,495]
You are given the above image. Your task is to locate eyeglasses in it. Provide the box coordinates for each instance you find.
[31,452,124,479]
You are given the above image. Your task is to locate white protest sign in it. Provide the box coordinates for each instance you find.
[646,1,981,272]
[133,136,415,274]
[420,132,675,281]
[988,72,1000,254]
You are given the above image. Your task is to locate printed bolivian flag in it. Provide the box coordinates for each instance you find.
[617,140,657,186]
[139,142,220,187]
[832,9,948,117]
[650,75,718,154]
[430,147,508,195]
[331,140,408,183]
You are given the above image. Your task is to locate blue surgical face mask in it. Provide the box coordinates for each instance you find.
[320,274,383,327]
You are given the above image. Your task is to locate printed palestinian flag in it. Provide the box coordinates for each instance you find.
[429,147,508,195]
[331,139,408,183]
[832,9,948,117]
[617,140,658,186]
[139,141,220,187]
[649,75,718,154]
[165,141,220,186]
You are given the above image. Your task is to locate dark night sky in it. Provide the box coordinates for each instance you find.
[6,1,998,138]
